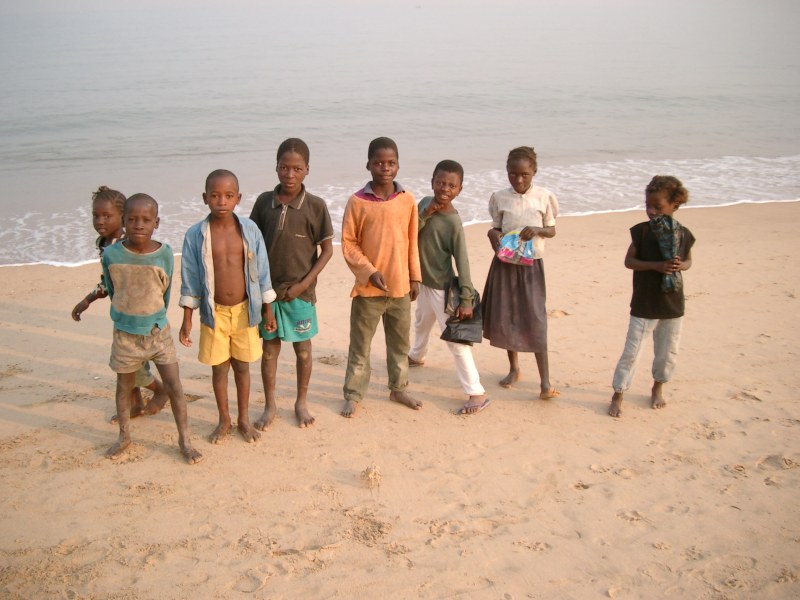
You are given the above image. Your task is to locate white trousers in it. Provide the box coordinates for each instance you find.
[409,285,485,396]
[612,316,683,393]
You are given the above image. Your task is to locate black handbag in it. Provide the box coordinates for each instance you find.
[440,278,483,346]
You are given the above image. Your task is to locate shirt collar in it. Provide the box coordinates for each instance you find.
[360,181,405,201]
[270,184,306,209]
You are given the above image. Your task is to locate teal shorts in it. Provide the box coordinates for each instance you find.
[260,298,318,342]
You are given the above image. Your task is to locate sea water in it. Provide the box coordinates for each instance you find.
[1,0,798,266]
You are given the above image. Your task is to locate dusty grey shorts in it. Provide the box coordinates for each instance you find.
[110,324,177,374]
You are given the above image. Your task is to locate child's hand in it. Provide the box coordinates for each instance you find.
[284,282,306,302]
[263,303,277,333]
[519,226,537,241]
[71,299,89,322]
[656,258,682,274]
[410,281,420,301]
[369,271,389,292]
[179,323,193,347]
[455,305,474,320]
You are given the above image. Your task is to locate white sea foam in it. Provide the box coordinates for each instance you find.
[1,155,797,267]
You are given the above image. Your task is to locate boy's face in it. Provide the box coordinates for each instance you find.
[431,170,462,207]
[276,151,308,195]
[507,158,536,195]
[124,200,159,244]
[92,199,123,238]
[366,148,399,187]
[645,192,678,219]
[203,175,241,219]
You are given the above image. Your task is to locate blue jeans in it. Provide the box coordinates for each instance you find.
[612,316,683,393]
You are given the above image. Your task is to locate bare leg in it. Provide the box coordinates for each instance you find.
[231,357,259,442]
[651,381,667,409]
[390,390,423,411]
[111,385,145,423]
[155,362,202,464]
[608,391,624,417]
[142,377,168,415]
[535,351,559,399]
[293,340,315,428]
[499,350,520,388]
[107,372,136,459]
[255,338,280,430]
[210,361,232,443]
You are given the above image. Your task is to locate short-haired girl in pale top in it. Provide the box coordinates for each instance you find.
[70,186,168,420]
[482,146,560,400]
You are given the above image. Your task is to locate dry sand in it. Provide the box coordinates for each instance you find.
[0,202,798,599]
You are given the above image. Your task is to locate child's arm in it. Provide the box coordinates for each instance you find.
[520,225,556,241]
[342,199,382,287]
[71,285,108,321]
[624,243,684,274]
[179,306,194,347]
[408,198,421,301]
[285,238,334,301]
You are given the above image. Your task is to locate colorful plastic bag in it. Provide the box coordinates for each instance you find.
[497,230,536,266]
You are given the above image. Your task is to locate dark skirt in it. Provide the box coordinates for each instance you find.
[481,256,548,352]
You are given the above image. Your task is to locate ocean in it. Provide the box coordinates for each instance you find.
[1,0,798,266]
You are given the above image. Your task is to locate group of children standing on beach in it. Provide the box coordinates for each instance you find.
[71,137,695,464]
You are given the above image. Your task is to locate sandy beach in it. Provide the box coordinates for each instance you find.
[0,201,798,599]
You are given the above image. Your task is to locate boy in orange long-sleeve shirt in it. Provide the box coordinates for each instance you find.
[341,137,422,418]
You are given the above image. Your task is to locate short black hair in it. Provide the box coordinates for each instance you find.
[124,193,158,216]
[205,169,239,192]
[276,138,310,165]
[432,159,464,184]
[367,137,399,160]
[507,146,538,173]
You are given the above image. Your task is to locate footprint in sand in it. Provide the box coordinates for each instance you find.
[547,309,570,318]
[616,510,648,524]
[756,454,798,470]
[318,354,345,366]
[514,540,551,552]
[732,390,763,402]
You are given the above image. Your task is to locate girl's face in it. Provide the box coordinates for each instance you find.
[92,199,123,238]
[645,191,679,219]
[276,151,308,196]
[507,158,536,194]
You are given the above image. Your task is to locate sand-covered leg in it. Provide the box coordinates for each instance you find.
[500,350,520,388]
[608,391,624,417]
[107,372,136,459]
[293,340,315,428]
[142,377,169,415]
[256,338,280,430]
[209,361,232,443]
[651,381,667,410]
[156,362,202,464]
[231,357,259,442]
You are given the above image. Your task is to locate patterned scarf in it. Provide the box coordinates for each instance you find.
[649,215,683,293]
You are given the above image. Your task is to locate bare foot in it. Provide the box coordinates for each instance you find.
[651,383,667,410]
[608,392,623,418]
[390,390,422,411]
[539,388,560,400]
[295,400,315,428]
[499,369,520,388]
[180,442,203,465]
[209,420,232,444]
[238,421,261,443]
[142,389,169,416]
[341,399,358,418]
[105,436,131,460]
[408,355,425,367]
[254,406,277,431]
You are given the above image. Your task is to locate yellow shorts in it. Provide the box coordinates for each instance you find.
[198,301,262,366]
